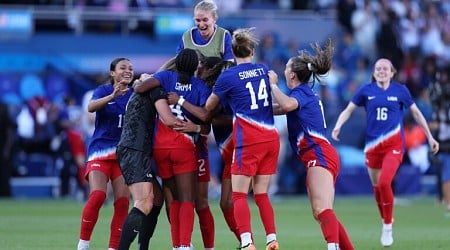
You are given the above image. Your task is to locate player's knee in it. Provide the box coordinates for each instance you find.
[135,195,154,215]
[87,190,107,209]
[195,196,209,210]
[377,179,392,190]
[220,198,233,211]
[311,206,328,220]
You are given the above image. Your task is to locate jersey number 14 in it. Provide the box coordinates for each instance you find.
[246,79,269,110]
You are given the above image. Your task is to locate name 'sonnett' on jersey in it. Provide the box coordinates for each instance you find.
[238,68,266,80]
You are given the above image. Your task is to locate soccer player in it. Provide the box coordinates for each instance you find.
[77,58,133,250]
[176,1,235,247]
[116,83,181,250]
[134,48,211,250]
[269,40,354,250]
[332,58,439,247]
[167,56,240,246]
[182,27,280,250]
[177,0,233,61]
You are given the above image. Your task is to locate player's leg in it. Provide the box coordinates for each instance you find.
[253,141,279,250]
[307,167,340,250]
[175,171,197,249]
[138,179,164,250]
[77,164,109,250]
[118,182,153,250]
[377,152,402,247]
[232,174,254,249]
[109,173,130,250]
[220,177,240,241]
[253,174,279,250]
[196,181,215,249]
[195,147,215,250]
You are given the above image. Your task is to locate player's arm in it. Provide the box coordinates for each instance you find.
[409,103,440,154]
[88,80,129,112]
[167,92,219,122]
[271,85,298,115]
[331,102,357,141]
[268,70,298,115]
[133,75,161,94]
[154,99,181,129]
[173,118,211,135]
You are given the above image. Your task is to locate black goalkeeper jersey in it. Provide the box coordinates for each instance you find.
[117,87,167,153]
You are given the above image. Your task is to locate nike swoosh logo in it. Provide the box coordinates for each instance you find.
[393,150,401,155]
[133,229,139,233]
[108,102,115,105]
[198,173,206,176]
[82,219,92,223]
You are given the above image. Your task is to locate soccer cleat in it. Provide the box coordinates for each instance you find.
[381,225,393,247]
[266,240,279,250]
[239,243,256,250]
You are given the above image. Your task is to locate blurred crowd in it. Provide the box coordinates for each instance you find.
[0,0,449,198]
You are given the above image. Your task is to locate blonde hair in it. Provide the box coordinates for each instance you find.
[194,0,218,20]
[232,27,259,58]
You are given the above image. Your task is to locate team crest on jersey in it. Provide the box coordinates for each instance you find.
[387,96,398,101]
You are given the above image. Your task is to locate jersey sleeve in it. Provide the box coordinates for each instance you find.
[351,84,367,107]
[400,84,415,109]
[148,87,167,102]
[289,88,303,110]
[223,31,234,61]
[153,71,171,90]
[92,84,109,100]
[176,40,184,54]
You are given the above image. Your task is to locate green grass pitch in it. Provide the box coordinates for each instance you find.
[0,196,449,249]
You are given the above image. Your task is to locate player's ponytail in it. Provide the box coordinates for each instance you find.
[290,39,334,85]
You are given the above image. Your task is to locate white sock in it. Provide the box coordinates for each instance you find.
[266,233,277,244]
[240,232,252,247]
[327,243,340,250]
[77,239,89,250]
[383,223,393,230]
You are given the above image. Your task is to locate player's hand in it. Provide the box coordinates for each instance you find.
[139,73,152,81]
[268,70,278,85]
[132,79,141,88]
[429,137,439,154]
[167,92,180,105]
[113,82,129,97]
[331,127,340,141]
[173,117,199,133]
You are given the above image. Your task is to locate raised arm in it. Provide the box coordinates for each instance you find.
[269,70,298,115]
[167,92,220,123]
[154,98,181,129]
[331,102,358,141]
[88,81,129,112]
[409,103,440,154]
[133,75,161,94]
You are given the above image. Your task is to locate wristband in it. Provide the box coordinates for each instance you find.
[177,96,185,106]
[196,125,201,133]
[271,84,278,89]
